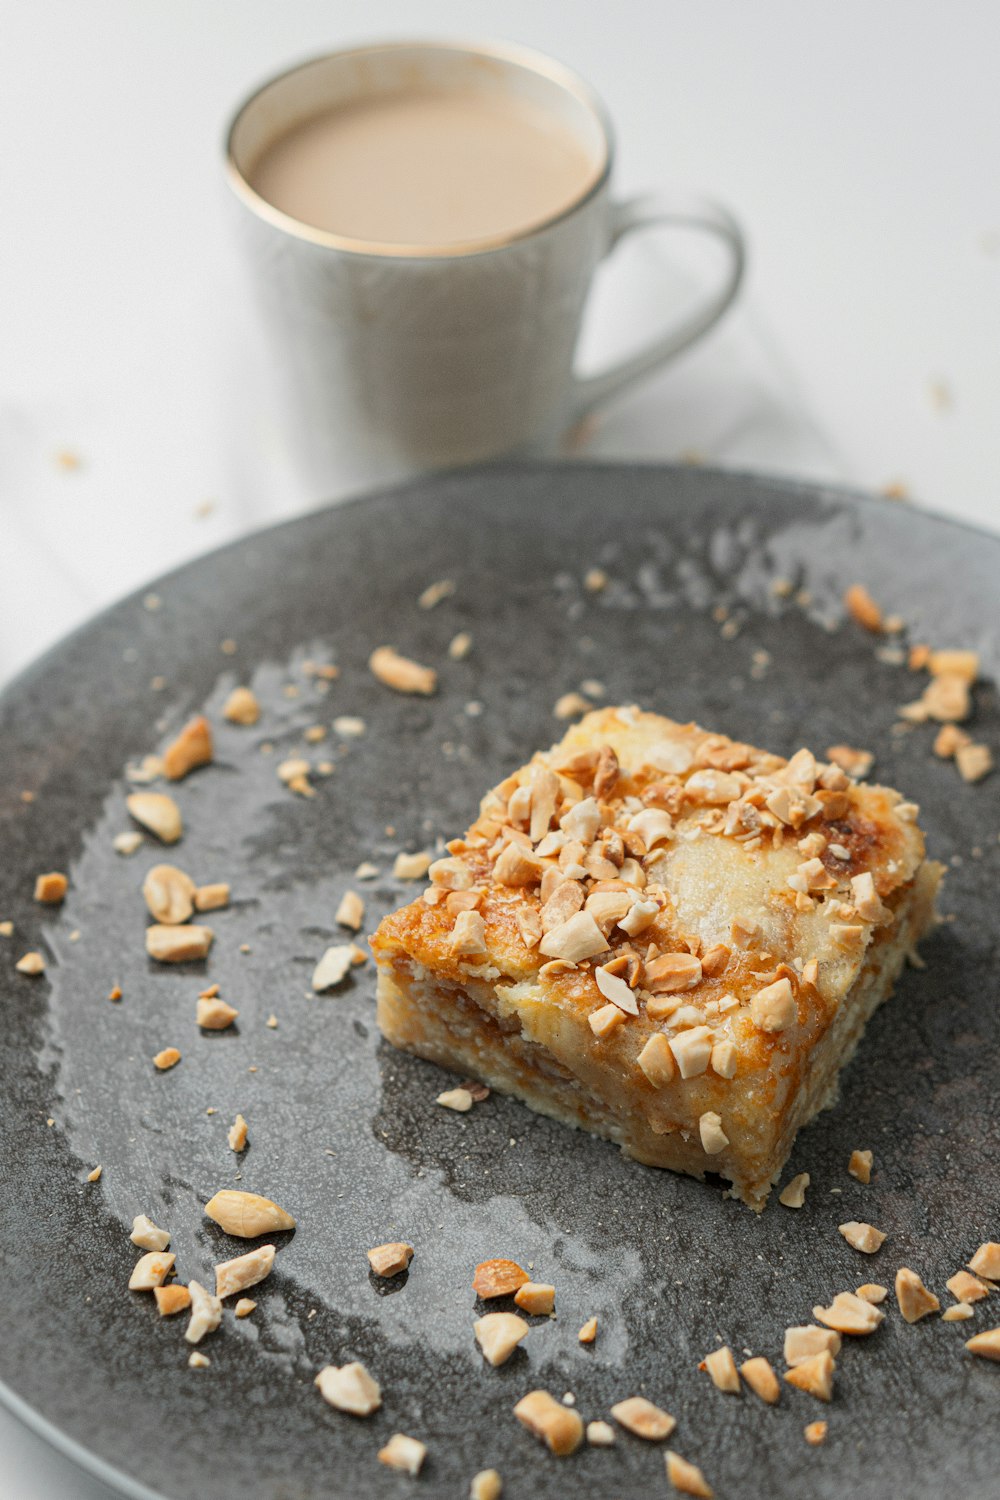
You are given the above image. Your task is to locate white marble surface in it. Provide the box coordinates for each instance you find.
[2,2,998,1494]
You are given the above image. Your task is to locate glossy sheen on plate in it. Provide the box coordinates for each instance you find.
[0,462,998,1500]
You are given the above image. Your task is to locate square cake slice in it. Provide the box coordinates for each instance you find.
[372,707,940,1209]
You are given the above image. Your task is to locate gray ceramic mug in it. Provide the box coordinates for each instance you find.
[226,39,745,490]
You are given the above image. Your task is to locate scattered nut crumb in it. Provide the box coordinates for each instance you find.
[188,1351,211,1369]
[473,1259,529,1299]
[223,687,260,725]
[928,649,979,683]
[15,952,45,976]
[812,1292,884,1335]
[437,1087,474,1112]
[228,1113,249,1152]
[203,1189,295,1237]
[154,1284,191,1316]
[152,1047,181,1070]
[740,1356,780,1404]
[610,1396,676,1441]
[354,861,380,880]
[185,1280,222,1344]
[844,584,883,632]
[839,1221,886,1254]
[0,920,13,936]
[311,945,355,991]
[804,1420,828,1446]
[369,646,437,695]
[418,579,455,609]
[933,724,971,759]
[146,924,213,963]
[215,1243,275,1299]
[943,1304,975,1322]
[947,1271,990,1303]
[786,1328,842,1369]
[665,1451,714,1497]
[304,724,327,743]
[578,1316,598,1344]
[335,890,364,930]
[514,1282,555,1316]
[513,1390,583,1456]
[474,1311,529,1366]
[315,1361,382,1415]
[584,568,608,593]
[586,1420,615,1446]
[131,1214,170,1251]
[86,1165,102,1183]
[368,1242,414,1278]
[847,1149,873,1184]
[826,745,873,779]
[956,743,993,783]
[784,1351,835,1401]
[113,831,143,856]
[234,1297,257,1318]
[333,716,367,738]
[855,1284,888,1304]
[449,632,472,660]
[162,715,213,780]
[895,1267,940,1323]
[33,872,67,904]
[378,1434,427,1476]
[194,882,230,912]
[779,1172,810,1209]
[126,792,182,844]
[265,1013,278,1028]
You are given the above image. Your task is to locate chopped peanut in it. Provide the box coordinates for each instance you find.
[969,1243,1000,1280]
[146,925,213,963]
[589,1002,626,1039]
[813,1292,885,1335]
[848,1149,873,1184]
[378,1434,427,1476]
[142,864,196,924]
[185,1281,220,1345]
[947,1271,990,1303]
[700,1345,740,1394]
[315,1361,381,1415]
[311,945,355,991]
[740,1356,780,1404]
[234,1298,257,1318]
[152,1047,181,1071]
[418,578,454,609]
[474,1311,529,1366]
[163,716,213,780]
[469,1470,502,1500]
[855,1284,888,1304]
[228,1113,249,1152]
[154,1284,191,1316]
[437,1087,474,1112]
[751,977,796,1032]
[586,1420,615,1446]
[514,1391,584,1455]
[194,882,230,912]
[197,997,238,1030]
[215,1244,275,1299]
[699,1112,729,1155]
[514,1282,555,1316]
[127,791,183,844]
[956,744,993,783]
[394,850,432,880]
[554,692,590,720]
[578,1316,598,1344]
[130,1214,170,1251]
[928,649,979,683]
[943,1304,974,1322]
[187,1351,210,1369]
[784,1325,842,1366]
[129,1251,175,1290]
[668,1026,713,1079]
[223,687,260,725]
[844,583,883,632]
[449,632,473,660]
[15,952,45,976]
[450,909,488,958]
[335,890,364,930]
[966,1328,1000,1361]
[204,1189,295,1237]
[473,1259,529,1299]
[784,1351,835,1401]
[637,1033,676,1086]
[610,1396,676,1440]
[895,1267,940,1322]
[538,910,608,962]
[839,1221,886,1254]
[804,1421,828,1446]
[367,1242,414,1278]
[86,1165,102,1183]
[779,1173,810,1209]
[33,872,67,904]
[369,646,437,695]
[665,1452,714,1497]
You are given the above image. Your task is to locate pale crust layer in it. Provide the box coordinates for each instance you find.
[373,707,941,1207]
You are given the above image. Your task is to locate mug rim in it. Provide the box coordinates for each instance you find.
[224,37,614,259]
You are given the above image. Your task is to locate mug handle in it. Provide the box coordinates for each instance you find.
[569,192,746,421]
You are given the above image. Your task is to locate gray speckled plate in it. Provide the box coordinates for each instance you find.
[1,463,998,1500]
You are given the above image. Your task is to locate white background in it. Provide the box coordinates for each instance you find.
[1,2,998,1494]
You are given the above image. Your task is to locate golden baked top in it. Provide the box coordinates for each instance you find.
[372,706,929,1113]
